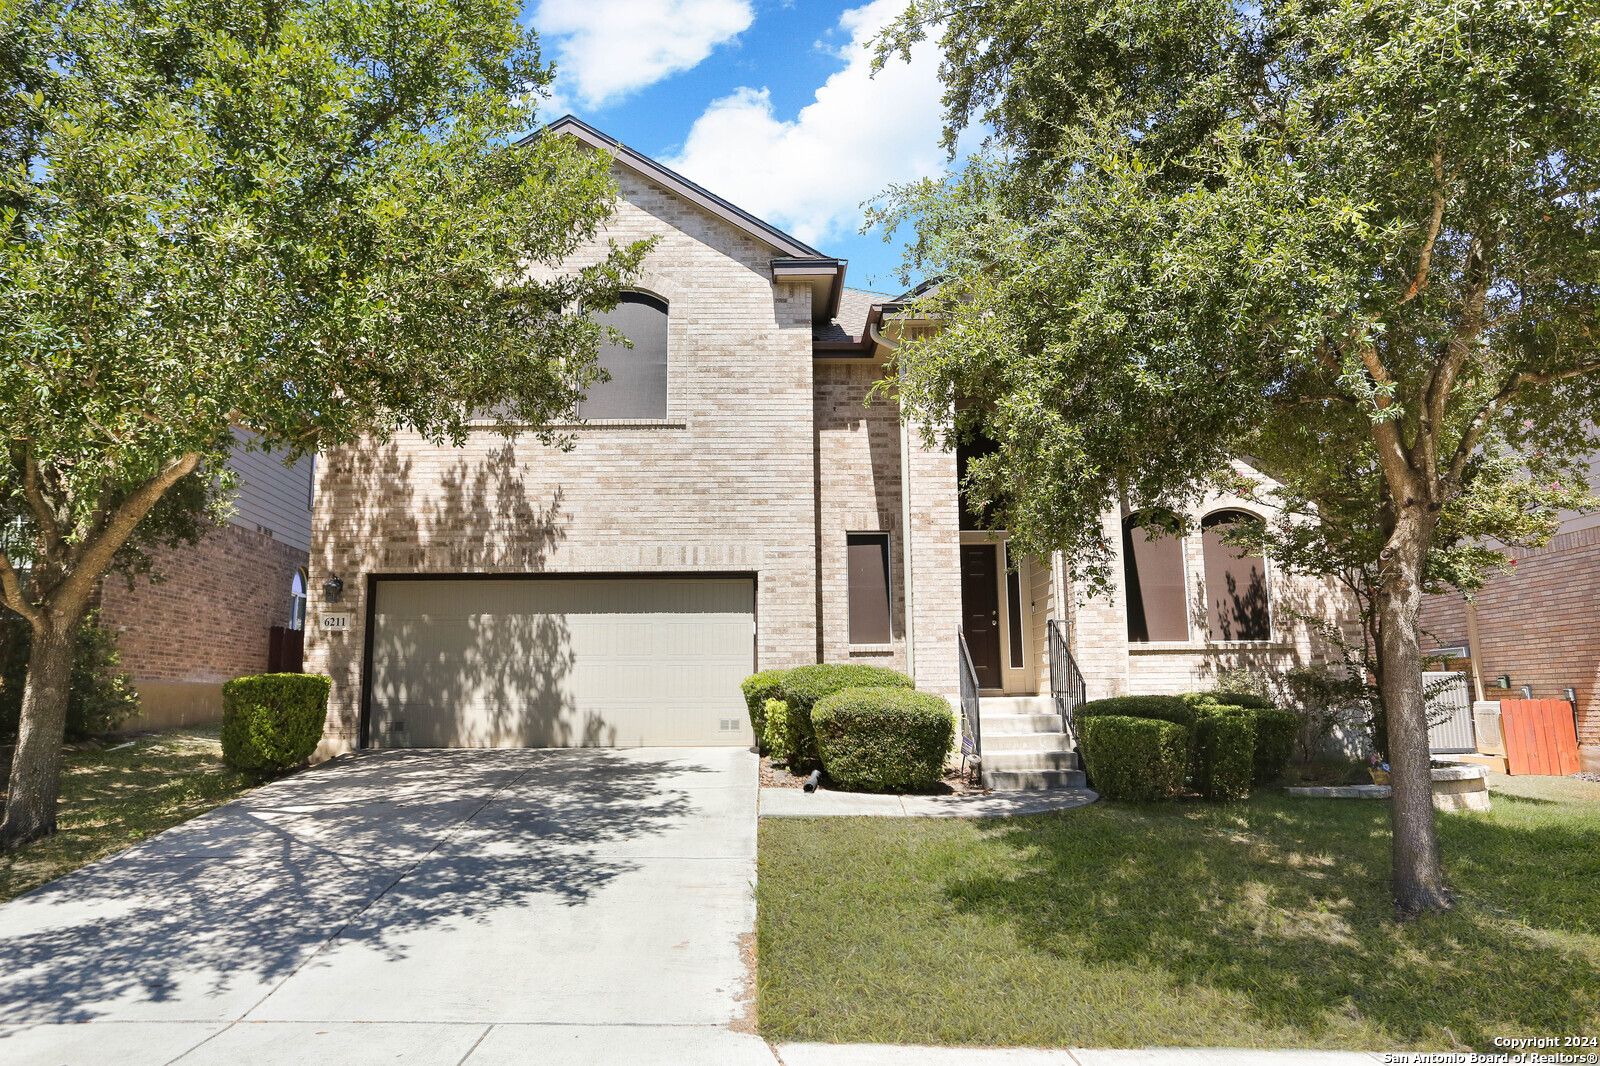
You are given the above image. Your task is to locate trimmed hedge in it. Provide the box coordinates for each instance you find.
[1077,715,1187,802]
[812,687,954,792]
[1181,690,1277,712]
[1247,708,1298,785]
[221,673,330,772]
[763,699,805,765]
[1193,712,1255,800]
[741,669,791,740]
[780,664,914,764]
[1073,695,1195,734]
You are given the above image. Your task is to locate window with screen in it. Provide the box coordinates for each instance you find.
[1201,510,1271,641]
[847,533,892,644]
[1123,512,1189,642]
[579,291,669,419]
[290,570,308,631]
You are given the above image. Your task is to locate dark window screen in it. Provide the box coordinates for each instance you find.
[1005,545,1024,667]
[847,533,892,644]
[1123,516,1189,642]
[580,292,668,419]
[1202,510,1271,641]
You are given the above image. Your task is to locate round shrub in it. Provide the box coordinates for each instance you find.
[221,673,331,772]
[740,669,791,741]
[1077,715,1187,802]
[762,699,805,766]
[780,664,914,765]
[1193,712,1256,800]
[812,687,954,792]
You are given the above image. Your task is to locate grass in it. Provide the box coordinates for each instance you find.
[758,773,1600,1050]
[0,727,262,904]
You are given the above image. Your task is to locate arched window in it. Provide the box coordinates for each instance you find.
[1123,512,1188,642]
[579,291,669,419]
[1201,510,1270,641]
[290,570,308,631]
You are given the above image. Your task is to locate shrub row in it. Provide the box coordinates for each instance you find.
[1074,690,1294,802]
[741,665,950,792]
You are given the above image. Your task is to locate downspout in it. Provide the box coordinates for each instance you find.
[872,316,916,683]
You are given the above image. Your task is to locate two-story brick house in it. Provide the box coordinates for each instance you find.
[305,117,1348,782]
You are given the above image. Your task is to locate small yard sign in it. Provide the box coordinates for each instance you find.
[321,613,352,632]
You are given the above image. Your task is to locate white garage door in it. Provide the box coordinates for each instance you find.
[367,577,755,748]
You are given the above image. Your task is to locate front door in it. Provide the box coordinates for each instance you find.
[960,544,1003,688]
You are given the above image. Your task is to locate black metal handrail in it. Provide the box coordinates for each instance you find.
[1047,618,1086,746]
[957,629,981,765]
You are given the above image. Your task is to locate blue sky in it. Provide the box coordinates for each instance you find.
[522,1,957,295]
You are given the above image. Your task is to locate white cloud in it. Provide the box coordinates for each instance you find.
[662,0,952,250]
[536,0,754,109]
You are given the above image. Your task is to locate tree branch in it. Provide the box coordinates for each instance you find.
[18,449,62,557]
[1398,145,1448,306]
[1446,360,1600,486]
[53,453,203,612]
[0,552,41,628]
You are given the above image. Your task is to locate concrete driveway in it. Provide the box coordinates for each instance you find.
[0,747,767,1065]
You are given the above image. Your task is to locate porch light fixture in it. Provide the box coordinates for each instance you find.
[323,576,345,604]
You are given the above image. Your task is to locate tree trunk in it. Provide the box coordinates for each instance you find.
[1375,513,1452,917]
[1,614,81,849]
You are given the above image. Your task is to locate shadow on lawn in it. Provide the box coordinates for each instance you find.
[0,748,701,1024]
[949,793,1600,1049]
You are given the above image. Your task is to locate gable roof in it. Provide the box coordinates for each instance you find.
[528,116,847,321]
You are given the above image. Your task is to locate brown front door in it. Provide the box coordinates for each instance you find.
[960,544,1003,688]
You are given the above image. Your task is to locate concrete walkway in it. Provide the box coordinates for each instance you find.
[0,747,767,1065]
[759,786,1098,818]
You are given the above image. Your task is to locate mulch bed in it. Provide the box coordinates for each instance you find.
[759,755,990,796]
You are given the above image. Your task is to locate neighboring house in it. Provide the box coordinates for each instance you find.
[305,117,1349,783]
[95,434,314,728]
[1420,453,1600,773]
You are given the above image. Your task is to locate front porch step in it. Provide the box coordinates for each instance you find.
[981,730,1074,753]
[978,712,1063,734]
[978,695,1056,716]
[981,750,1080,772]
[982,768,1088,791]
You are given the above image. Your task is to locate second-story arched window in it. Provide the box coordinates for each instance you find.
[580,291,668,419]
[1201,509,1271,641]
[1123,511,1188,642]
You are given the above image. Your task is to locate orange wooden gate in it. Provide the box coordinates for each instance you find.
[1500,699,1581,776]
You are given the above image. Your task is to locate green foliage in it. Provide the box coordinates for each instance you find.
[1181,691,1277,712]
[741,669,791,741]
[1077,715,1188,802]
[1193,712,1257,801]
[220,674,330,772]
[0,611,137,742]
[763,699,804,766]
[1074,695,1195,733]
[811,687,955,793]
[780,664,915,766]
[1248,709,1300,786]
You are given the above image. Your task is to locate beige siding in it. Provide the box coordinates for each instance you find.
[228,432,314,552]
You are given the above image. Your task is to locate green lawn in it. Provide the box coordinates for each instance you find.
[758,774,1600,1050]
[0,727,261,904]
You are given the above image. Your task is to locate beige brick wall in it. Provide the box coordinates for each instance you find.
[1421,525,1600,769]
[906,416,962,696]
[306,167,819,752]
[815,360,909,671]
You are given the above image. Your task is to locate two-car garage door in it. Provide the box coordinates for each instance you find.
[366,577,755,748]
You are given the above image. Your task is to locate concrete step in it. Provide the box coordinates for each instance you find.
[982,767,1088,791]
[978,695,1056,715]
[980,731,1075,753]
[981,750,1080,772]
[977,712,1063,734]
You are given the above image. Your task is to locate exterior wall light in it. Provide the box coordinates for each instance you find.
[323,576,345,603]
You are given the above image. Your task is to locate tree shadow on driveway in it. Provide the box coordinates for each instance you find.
[0,748,709,1024]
